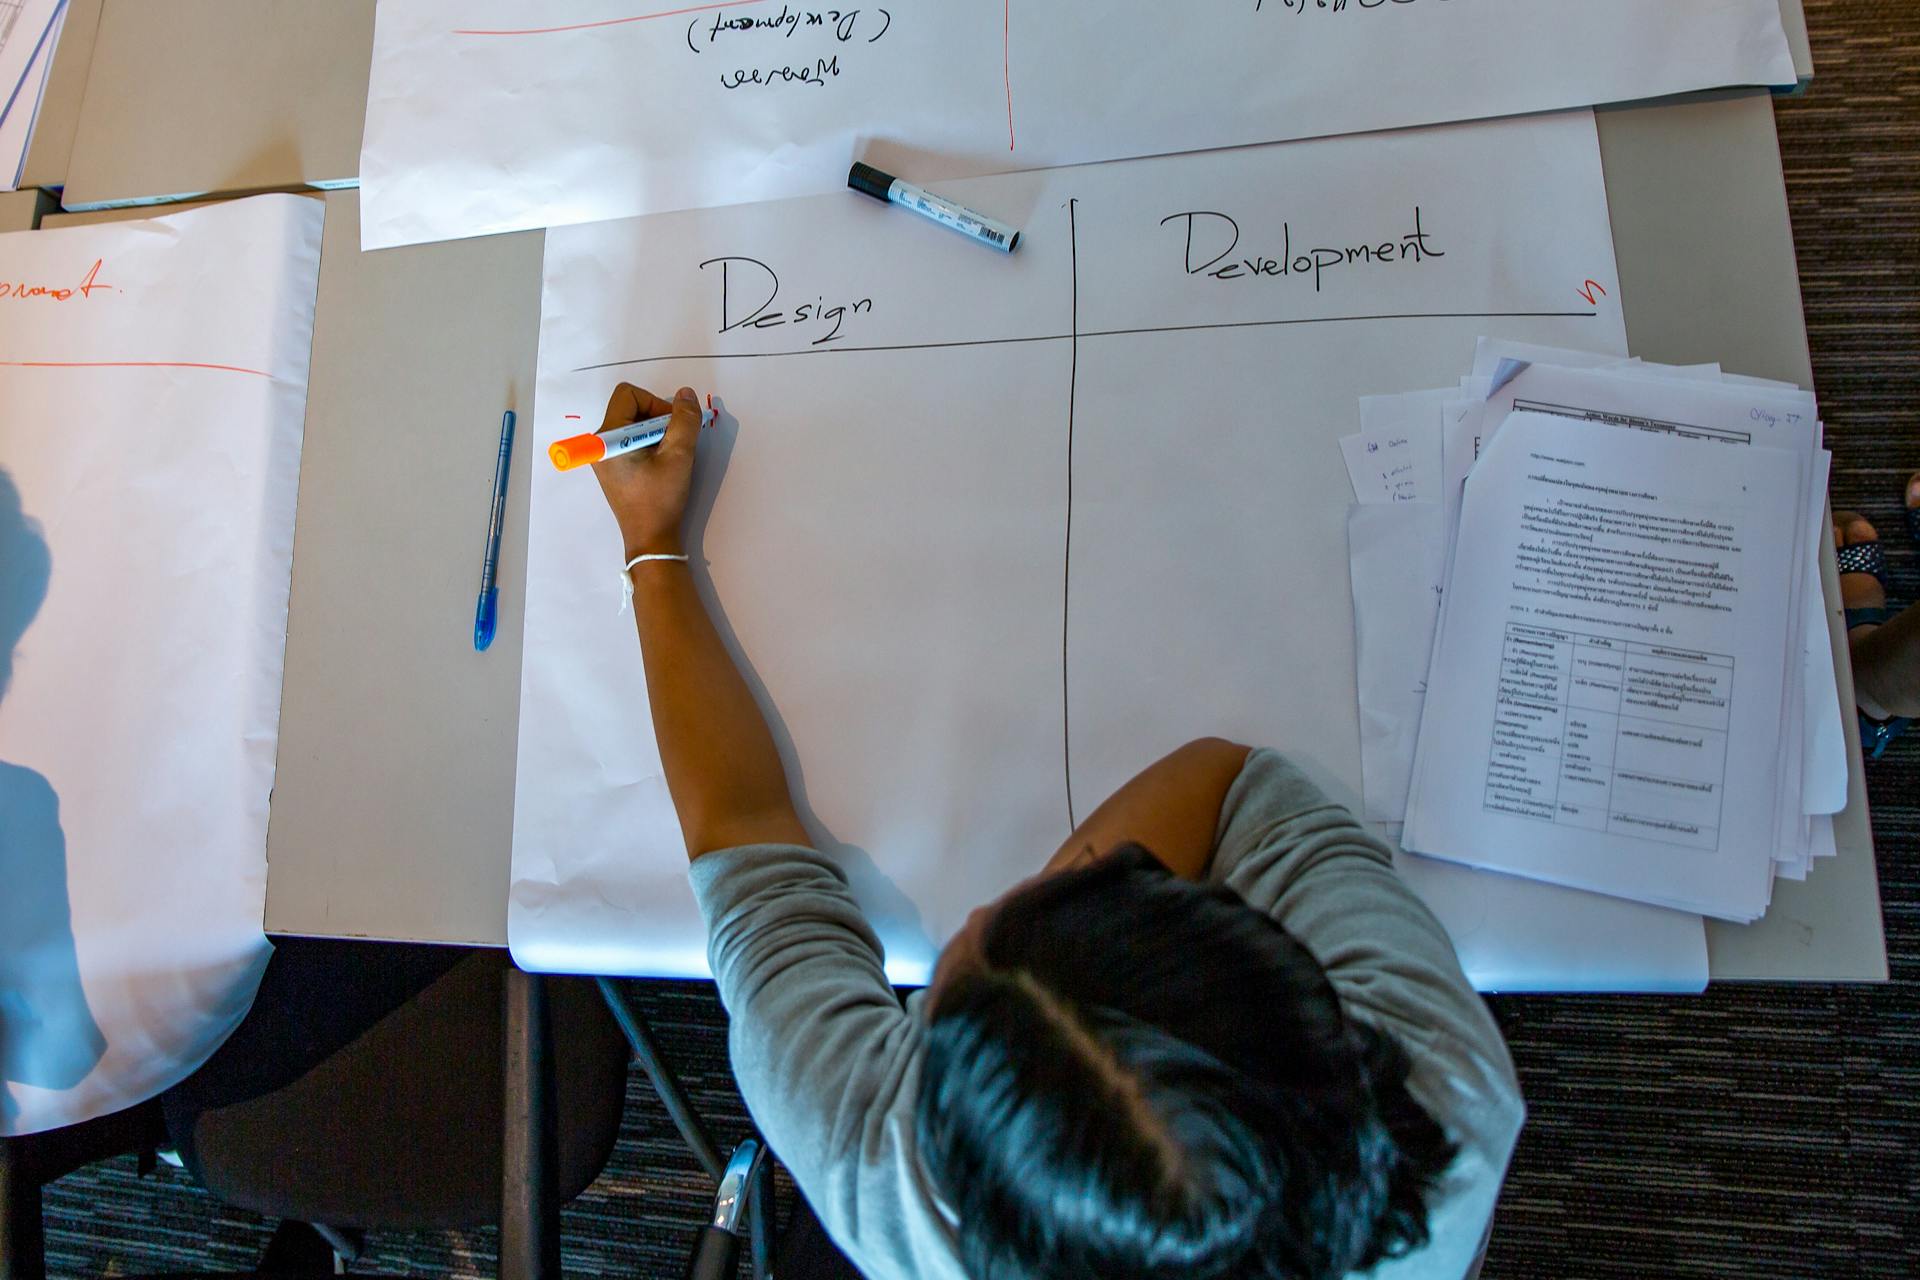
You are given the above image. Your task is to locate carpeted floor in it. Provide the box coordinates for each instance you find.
[35,2,1919,1276]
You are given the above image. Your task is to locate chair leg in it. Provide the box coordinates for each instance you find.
[748,1149,776,1280]
[0,1139,47,1280]
[312,1223,364,1263]
[258,1220,339,1275]
[594,978,724,1181]
[501,966,561,1280]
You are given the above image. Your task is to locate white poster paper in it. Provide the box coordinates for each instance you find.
[361,0,1793,249]
[0,196,324,1135]
[1390,848,1707,994]
[512,112,1627,984]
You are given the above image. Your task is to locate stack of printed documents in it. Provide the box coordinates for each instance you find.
[1343,340,1842,934]
[0,0,65,190]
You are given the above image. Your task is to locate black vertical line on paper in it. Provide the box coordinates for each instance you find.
[1063,197,1079,831]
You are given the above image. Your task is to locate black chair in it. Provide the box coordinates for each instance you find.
[4,940,864,1279]
[0,1099,169,1279]
[2,939,630,1279]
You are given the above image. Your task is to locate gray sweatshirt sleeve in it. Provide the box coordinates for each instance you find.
[1208,749,1525,1280]
[688,845,965,1280]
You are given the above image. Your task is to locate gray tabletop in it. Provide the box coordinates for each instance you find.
[0,190,49,232]
[58,0,372,209]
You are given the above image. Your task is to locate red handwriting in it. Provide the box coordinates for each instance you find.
[0,259,115,303]
[1004,0,1015,151]
[1576,279,1608,305]
[455,0,767,37]
[0,360,272,378]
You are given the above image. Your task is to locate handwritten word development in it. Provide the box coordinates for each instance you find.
[0,259,113,303]
[687,6,894,92]
[1160,208,1445,292]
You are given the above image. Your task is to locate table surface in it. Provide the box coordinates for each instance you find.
[0,189,47,232]
[32,8,1881,984]
[56,0,372,208]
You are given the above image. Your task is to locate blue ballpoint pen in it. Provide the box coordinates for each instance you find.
[474,409,516,651]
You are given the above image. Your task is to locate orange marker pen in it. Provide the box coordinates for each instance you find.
[548,401,716,471]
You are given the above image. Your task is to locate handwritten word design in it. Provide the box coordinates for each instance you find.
[0,260,114,303]
[1161,208,1445,292]
[701,256,874,345]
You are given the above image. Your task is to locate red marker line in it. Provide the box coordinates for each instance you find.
[454,0,766,37]
[1004,0,1015,151]
[0,360,272,377]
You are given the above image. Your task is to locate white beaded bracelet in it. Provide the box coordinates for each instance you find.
[620,552,690,612]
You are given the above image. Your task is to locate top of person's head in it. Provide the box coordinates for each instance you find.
[0,471,51,696]
[916,844,1456,1280]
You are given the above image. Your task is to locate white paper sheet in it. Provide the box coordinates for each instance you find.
[0,0,59,123]
[1379,349,1847,838]
[1801,449,1847,815]
[1340,427,1439,505]
[1349,503,1445,820]
[1403,412,1803,921]
[512,111,1627,984]
[0,196,324,1135]
[360,0,1793,249]
[1349,506,1706,992]
[0,0,59,189]
[1472,362,1829,863]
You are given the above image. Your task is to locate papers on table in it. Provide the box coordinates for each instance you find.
[1406,411,1804,921]
[0,0,62,189]
[510,111,1628,982]
[1344,340,1841,936]
[1348,500,1709,992]
[0,196,324,1135]
[360,0,1793,249]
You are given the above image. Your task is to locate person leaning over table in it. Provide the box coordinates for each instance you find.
[588,383,1524,1280]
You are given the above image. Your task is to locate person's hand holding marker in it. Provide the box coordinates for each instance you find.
[584,383,707,560]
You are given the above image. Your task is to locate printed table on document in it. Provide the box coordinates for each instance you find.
[1485,622,1733,850]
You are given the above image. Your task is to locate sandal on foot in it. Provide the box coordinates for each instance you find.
[1863,712,1911,760]
[1837,532,1907,754]
[1837,537,1892,632]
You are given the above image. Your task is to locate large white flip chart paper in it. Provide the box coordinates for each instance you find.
[0,196,323,1135]
[511,111,1628,982]
[361,0,1794,249]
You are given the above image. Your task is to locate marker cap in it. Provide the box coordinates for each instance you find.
[848,162,895,202]
[549,433,608,471]
[474,586,499,651]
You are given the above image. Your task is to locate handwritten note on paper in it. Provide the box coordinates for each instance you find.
[360,0,1794,248]
[0,196,323,1135]
[1340,431,1429,504]
[508,111,1627,983]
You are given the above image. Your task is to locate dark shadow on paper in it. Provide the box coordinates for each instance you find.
[685,405,930,966]
[0,469,106,1129]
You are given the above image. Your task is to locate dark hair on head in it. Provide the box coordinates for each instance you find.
[916,845,1456,1280]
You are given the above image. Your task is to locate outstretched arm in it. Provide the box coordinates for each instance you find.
[592,383,810,859]
[1045,737,1253,881]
